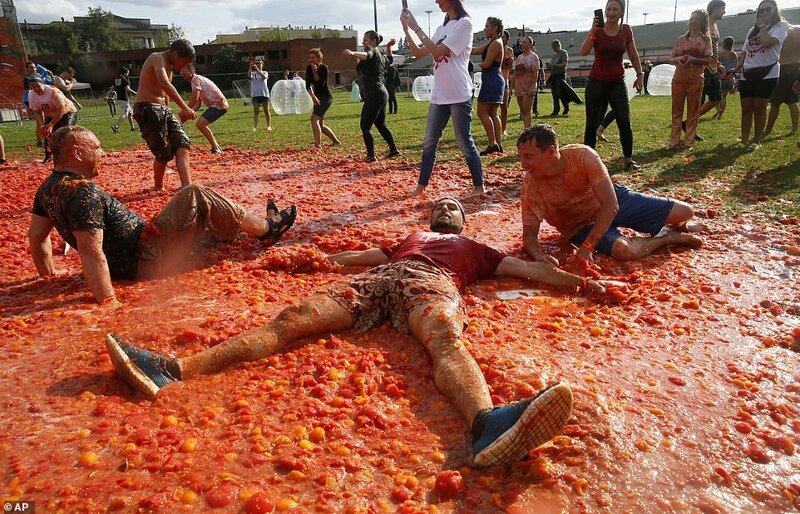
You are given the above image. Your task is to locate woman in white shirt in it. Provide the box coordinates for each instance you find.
[738,0,789,150]
[401,0,485,197]
[249,57,272,132]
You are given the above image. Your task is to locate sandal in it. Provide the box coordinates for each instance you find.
[259,204,297,246]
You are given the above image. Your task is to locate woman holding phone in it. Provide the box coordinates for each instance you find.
[581,0,644,170]
[343,32,400,162]
[401,0,485,197]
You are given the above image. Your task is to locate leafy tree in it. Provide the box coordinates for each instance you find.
[76,7,132,52]
[168,24,186,44]
[34,23,80,55]
[325,29,341,38]
[258,29,289,42]
[209,44,243,74]
[311,30,323,39]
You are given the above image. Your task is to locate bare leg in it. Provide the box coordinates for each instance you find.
[252,104,259,129]
[741,97,754,146]
[196,118,219,151]
[310,115,322,146]
[764,102,780,137]
[752,98,770,144]
[180,296,353,378]
[611,230,702,260]
[128,113,135,130]
[153,160,167,191]
[320,123,340,144]
[0,134,5,162]
[263,104,272,131]
[407,301,492,426]
[500,87,510,134]
[697,99,719,118]
[174,147,193,187]
[789,103,799,134]
[489,104,502,148]
[477,102,497,147]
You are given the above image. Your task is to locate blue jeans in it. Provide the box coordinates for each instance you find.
[418,100,483,187]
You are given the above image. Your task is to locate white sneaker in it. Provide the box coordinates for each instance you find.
[252,127,258,132]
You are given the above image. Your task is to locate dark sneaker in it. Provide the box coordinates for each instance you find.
[105,334,181,398]
[211,147,223,155]
[385,149,401,158]
[42,153,52,164]
[364,155,377,163]
[111,125,118,134]
[471,383,573,467]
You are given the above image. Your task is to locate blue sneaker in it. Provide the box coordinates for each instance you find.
[105,334,181,398]
[471,383,573,467]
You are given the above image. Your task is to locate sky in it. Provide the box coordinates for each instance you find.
[15,0,800,46]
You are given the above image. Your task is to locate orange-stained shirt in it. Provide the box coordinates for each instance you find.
[521,144,609,238]
[671,34,712,82]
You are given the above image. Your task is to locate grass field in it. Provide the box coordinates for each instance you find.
[2,89,798,217]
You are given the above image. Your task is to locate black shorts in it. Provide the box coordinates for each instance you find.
[133,103,191,164]
[47,111,78,131]
[702,71,722,102]
[770,63,800,105]
[739,78,779,100]
[312,94,333,117]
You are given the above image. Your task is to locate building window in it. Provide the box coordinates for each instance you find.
[334,72,341,85]
[197,55,206,65]
[281,49,288,59]
[267,50,279,60]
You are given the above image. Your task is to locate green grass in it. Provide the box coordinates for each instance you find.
[3,90,798,217]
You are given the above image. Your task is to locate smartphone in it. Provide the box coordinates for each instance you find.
[402,0,408,9]
[594,9,605,28]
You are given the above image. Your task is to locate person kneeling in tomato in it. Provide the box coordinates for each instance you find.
[107,197,623,468]
[28,126,296,305]
[519,123,707,266]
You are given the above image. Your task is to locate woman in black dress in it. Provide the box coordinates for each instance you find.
[343,31,400,162]
[306,48,341,147]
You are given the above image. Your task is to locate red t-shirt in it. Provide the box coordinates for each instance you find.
[381,232,506,291]
[590,25,633,81]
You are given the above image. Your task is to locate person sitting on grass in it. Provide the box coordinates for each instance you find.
[519,124,706,265]
[180,64,229,155]
[28,126,297,305]
[106,196,625,468]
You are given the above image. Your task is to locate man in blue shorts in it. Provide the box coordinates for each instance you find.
[518,124,706,264]
[180,64,229,154]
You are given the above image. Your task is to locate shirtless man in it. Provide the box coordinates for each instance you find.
[105,197,624,468]
[28,77,78,163]
[519,124,704,264]
[52,67,82,110]
[133,39,197,191]
[764,25,800,137]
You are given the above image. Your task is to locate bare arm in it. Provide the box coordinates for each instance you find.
[73,229,116,303]
[328,248,390,267]
[401,10,454,60]
[625,29,644,91]
[28,214,56,276]
[758,25,781,48]
[576,176,619,261]
[344,50,370,61]
[154,59,191,112]
[523,219,559,266]
[581,18,600,56]
[188,89,201,111]
[471,42,488,56]
[479,40,502,70]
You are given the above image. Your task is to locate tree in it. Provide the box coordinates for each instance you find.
[209,44,243,74]
[76,7,132,52]
[258,29,289,42]
[168,24,186,44]
[34,23,80,55]
[311,30,323,39]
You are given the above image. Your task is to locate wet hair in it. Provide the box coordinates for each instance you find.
[364,30,383,45]
[62,66,75,75]
[444,0,469,25]
[183,63,196,73]
[169,39,196,61]
[50,125,91,162]
[707,0,726,14]
[308,47,323,61]
[607,0,625,14]
[26,61,35,67]
[517,123,558,151]
[430,197,466,233]
[486,17,503,36]
[552,39,562,47]
[685,9,709,37]
[722,35,734,49]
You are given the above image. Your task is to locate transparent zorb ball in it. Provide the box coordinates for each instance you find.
[270,80,313,115]
[412,75,435,101]
[647,65,676,96]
